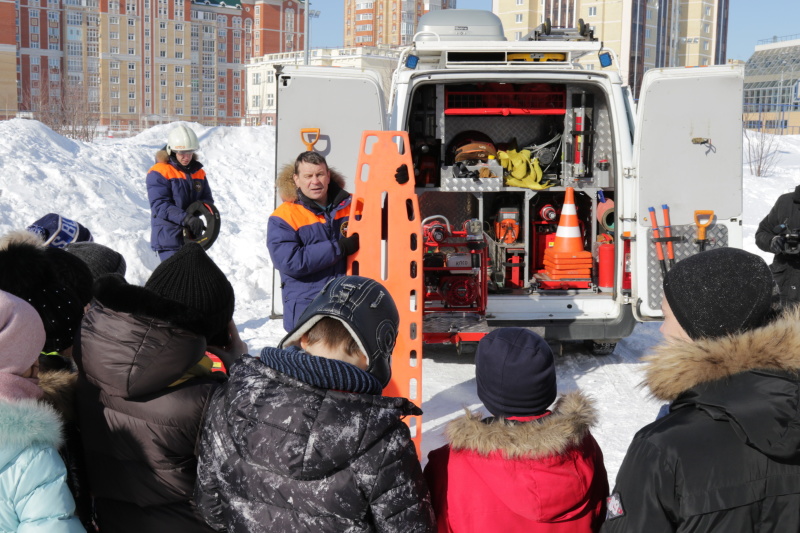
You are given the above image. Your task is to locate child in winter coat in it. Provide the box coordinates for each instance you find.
[195,275,436,533]
[424,327,608,533]
[74,243,235,533]
[0,290,84,532]
[602,248,800,532]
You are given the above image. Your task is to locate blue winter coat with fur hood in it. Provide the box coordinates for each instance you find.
[0,398,84,532]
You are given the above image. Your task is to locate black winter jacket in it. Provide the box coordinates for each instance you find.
[194,350,436,533]
[73,275,222,533]
[602,308,800,533]
[755,184,800,302]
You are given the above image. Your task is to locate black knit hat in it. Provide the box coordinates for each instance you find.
[475,328,557,417]
[0,232,89,352]
[144,243,234,346]
[663,247,781,340]
[65,241,127,281]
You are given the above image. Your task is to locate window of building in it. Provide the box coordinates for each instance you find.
[67,12,82,25]
[110,90,119,98]
[703,24,710,33]
[285,8,294,32]
[160,50,166,57]
[175,79,184,87]
[110,32,119,40]
[111,46,120,54]
[515,14,522,23]
[110,76,119,83]
[175,51,183,58]
[175,94,183,101]
[159,21,166,29]
[160,79,167,86]
[128,91,135,99]
[128,76,135,84]
[109,16,119,25]
[266,94,273,106]
[514,31,522,40]
[644,48,651,58]
[111,61,120,69]
[127,62,135,70]
[128,47,134,54]
[646,9,652,20]
[588,6,596,16]
[128,33,135,40]
[111,105,119,113]
[646,28,651,39]
[516,0,523,5]
[252,72,261,84]
[128,105,136,113]
[705,6,711,16]
[703,41,709,51]
[252,94,260,107]
[128,18,135,26]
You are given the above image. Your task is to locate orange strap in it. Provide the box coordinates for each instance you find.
[347,131,424,458]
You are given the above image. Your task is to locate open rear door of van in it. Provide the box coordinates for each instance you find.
[270,65,387,321]
[631,64,744,320]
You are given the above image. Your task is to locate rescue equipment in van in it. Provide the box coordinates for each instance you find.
[542,187,592,286]
[498,149,553,189]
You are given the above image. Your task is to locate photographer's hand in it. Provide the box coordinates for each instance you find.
[770,235,786,254]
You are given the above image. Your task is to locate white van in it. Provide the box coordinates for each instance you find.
[271,10,744,355]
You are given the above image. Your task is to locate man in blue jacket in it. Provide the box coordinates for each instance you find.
[267,151,359,331]
[146,124,213,261]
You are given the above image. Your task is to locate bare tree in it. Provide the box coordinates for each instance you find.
[27,82,98,142]
[744,127,781,178]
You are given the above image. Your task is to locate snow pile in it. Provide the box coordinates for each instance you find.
[0,118,797,484]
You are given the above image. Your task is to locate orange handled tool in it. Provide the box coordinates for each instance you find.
[662,204,675,268]
[300,128,320,151]
[694,210,715,252]
[648,207,668,278]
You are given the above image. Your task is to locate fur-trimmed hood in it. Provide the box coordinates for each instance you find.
[446,391,598,459]
[39,370,77,423]
[0,399,63,453]
[644,307,800,461]
[644,307,800,402]
[154,148,202,172]
[276,162,348,203]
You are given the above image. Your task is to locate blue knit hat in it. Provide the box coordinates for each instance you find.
[475,328,557,417]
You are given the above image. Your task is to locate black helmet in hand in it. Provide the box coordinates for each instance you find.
[280,275,399,387]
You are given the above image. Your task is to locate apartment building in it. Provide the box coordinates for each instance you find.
[343,0,456,48]
[245,44,400,125]
[743,35,800,135]
[495,0,729,97]
[11,0,307,132]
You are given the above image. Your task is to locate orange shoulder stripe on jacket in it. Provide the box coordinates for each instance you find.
[149,162,207,181]
[272,202,339,231]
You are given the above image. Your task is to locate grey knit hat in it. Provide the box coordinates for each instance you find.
[65,241,127,281]
[663,248,782,340]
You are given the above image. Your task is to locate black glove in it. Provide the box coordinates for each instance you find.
[183,213,206,237]
[770,235,786,254]
[338,234,359,257]
[395,164,410,184]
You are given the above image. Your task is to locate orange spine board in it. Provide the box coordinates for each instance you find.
[346,131,424,458]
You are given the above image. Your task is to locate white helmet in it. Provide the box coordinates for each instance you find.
[166,125,199,154]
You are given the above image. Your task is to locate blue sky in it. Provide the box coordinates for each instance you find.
[310,0,799,62]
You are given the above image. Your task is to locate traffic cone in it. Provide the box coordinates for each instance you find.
[544,187,592,279]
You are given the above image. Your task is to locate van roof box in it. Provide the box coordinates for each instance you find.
[414,9,507,43]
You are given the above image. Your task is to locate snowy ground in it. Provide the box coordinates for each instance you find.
[1,119,798,487]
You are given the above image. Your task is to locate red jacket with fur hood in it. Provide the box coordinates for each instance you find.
[423,391,607,533]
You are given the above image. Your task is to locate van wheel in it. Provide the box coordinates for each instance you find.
[586,340,616,356]
[456,342,478,357]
